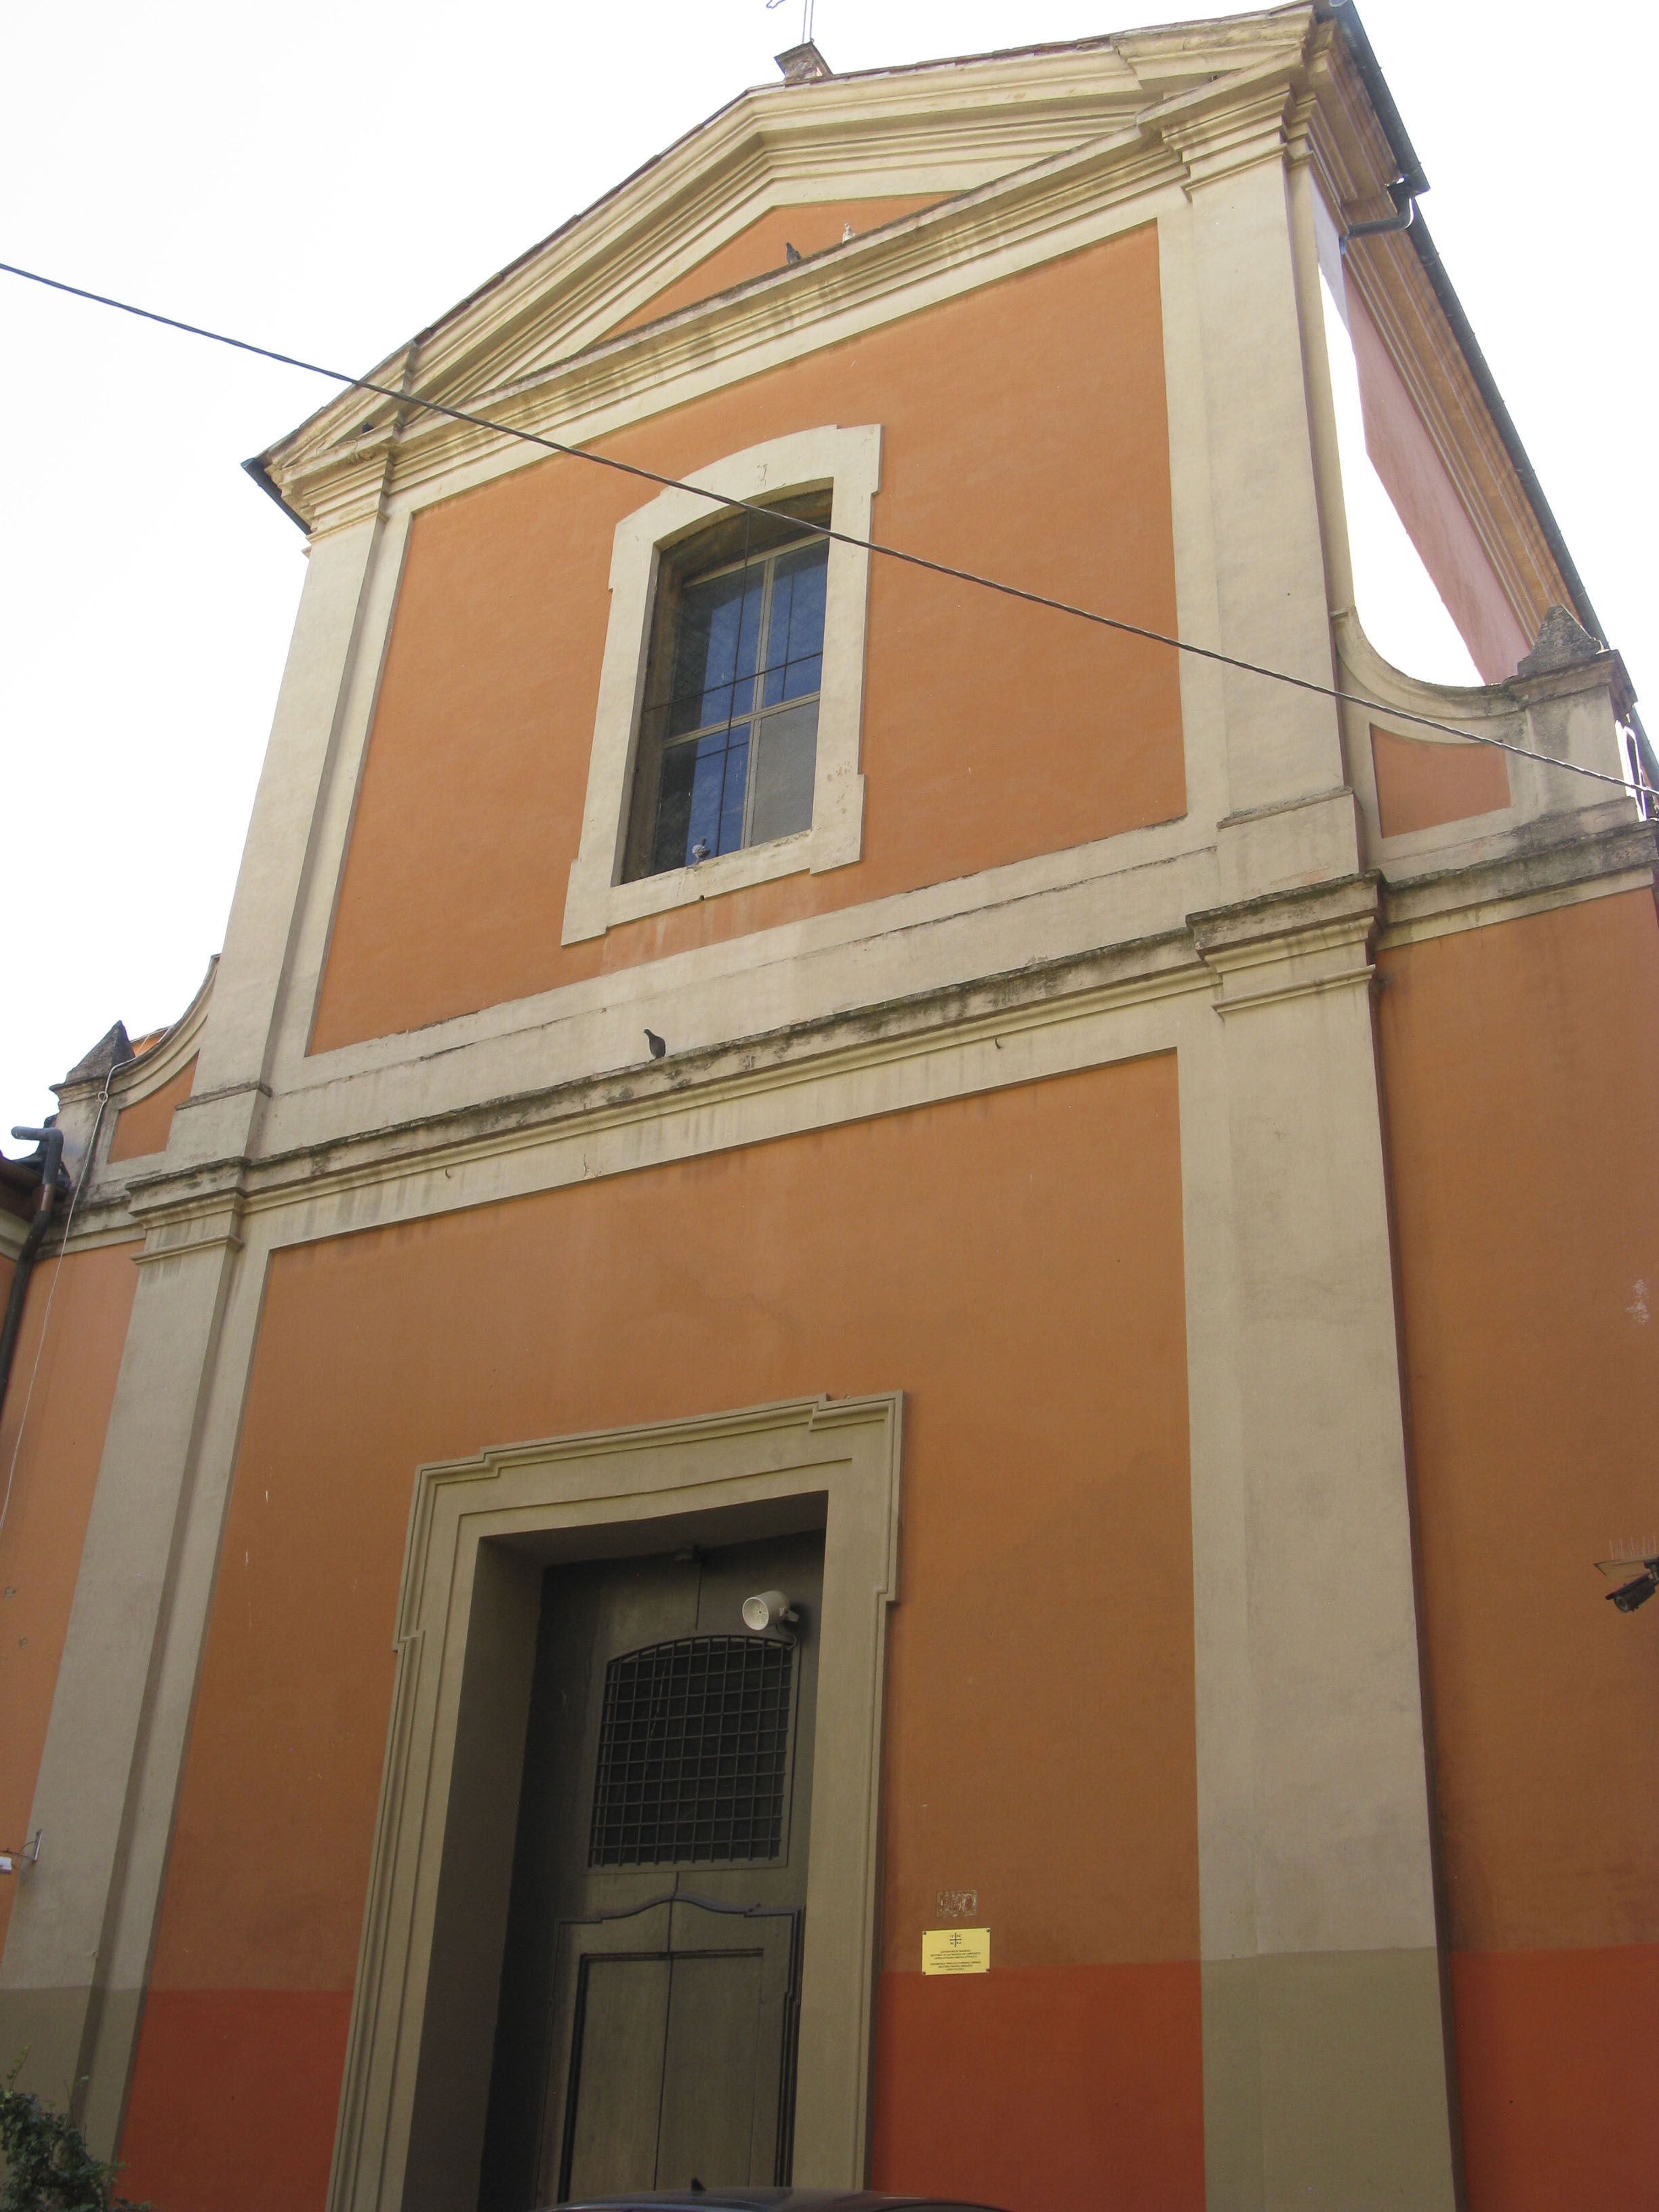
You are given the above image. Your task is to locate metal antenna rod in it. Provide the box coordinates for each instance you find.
[766,0,814,46]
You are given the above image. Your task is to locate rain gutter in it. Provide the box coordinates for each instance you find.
[241,451,311,535]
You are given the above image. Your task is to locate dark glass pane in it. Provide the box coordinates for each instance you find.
[653,726,749,873]
[716,730,749,853]
[684,737,727,861]
[650,736,698,874]
[669,565,763,737]
[761,542,827,708]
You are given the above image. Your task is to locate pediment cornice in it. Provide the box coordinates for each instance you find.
[263,8,1322,534]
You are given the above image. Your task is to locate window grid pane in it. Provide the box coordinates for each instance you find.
[588,1635,794,1866]
[642,530,830,878]
[748,703,819,846]
[762,544,828,708]
[668,567,763,738]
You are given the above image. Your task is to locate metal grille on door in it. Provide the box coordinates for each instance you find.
[588,1635,794,1866]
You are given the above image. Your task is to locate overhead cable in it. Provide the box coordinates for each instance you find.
[0,255,1648,803]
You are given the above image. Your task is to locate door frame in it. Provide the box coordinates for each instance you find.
[326,1392,902,2212]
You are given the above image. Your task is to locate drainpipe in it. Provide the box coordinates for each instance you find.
[1342,177,1418,249]
[0,1128,68,1425]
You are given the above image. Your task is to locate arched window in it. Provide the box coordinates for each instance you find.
[561,424,880,945]
[623,493,831,880]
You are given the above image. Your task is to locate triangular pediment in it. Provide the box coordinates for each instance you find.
[262,7,1319,529]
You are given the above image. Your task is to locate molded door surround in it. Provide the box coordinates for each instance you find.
[327,1392,901,2212]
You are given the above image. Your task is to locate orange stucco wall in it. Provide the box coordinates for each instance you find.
[1378,890,1659,2210]
[1349,288,1532,684]
[310,224,1184,1052]
[605,196,941,335]
[872,1962,1203,2209]
[108,1054,197,1163]
[118,1054,1200,2212]
[0,1242,141,1956]
[1371,725,1510,839]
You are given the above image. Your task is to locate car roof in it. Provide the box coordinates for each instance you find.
[551,2193,1008,2211]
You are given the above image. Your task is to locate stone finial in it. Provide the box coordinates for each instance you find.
[775,40,833,83]
[1517,604,1603,677]
[58,1021,134,1088]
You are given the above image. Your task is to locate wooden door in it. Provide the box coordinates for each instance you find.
[478,1530,822,2212]
[550,1896,802,2198]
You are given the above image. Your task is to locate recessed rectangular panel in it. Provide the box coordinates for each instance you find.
[1371,724,1511,838]
[564,1954,671,2199]
[655,1950,765,2188]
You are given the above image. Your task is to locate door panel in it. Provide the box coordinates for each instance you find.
[547,1897,800,2199]
[563,1954,671,2199]
[656,1952,762,2187]
[480,1530,823,2212]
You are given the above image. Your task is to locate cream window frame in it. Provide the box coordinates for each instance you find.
[562,424,881,944]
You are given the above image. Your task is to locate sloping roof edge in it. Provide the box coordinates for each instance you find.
[246,12,1290,497]
[1322,4,1633,691]
[244,6,1644,760]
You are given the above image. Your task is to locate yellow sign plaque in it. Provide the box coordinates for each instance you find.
[922,1926,990,1975]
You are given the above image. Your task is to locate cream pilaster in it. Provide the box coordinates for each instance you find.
[176,512,389,1163]
[0,1216,243,2139]
[1172,106,1363,911]
[1179,109,1340,800]
[0,512,392,2150]
[1189,880,1458,2211]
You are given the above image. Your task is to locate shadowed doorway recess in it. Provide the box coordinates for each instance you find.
[480,1531,823,2210]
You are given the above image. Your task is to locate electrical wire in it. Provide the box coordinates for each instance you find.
[0,253,1650,806]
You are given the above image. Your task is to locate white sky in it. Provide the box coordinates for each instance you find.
[1319,272,1483,689]
[2,0,1653,1132]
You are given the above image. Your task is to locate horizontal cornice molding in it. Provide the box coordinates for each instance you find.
[120,926,1210,1237]
[1377,814,1657,949]
[59,816,1647,1258]
[1193,874,1380,1017]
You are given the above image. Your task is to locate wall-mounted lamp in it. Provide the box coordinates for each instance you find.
[742,1589,799,1640]
[0,1831,41,1877]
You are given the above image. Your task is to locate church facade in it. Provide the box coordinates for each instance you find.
[2,9,1656,2211]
